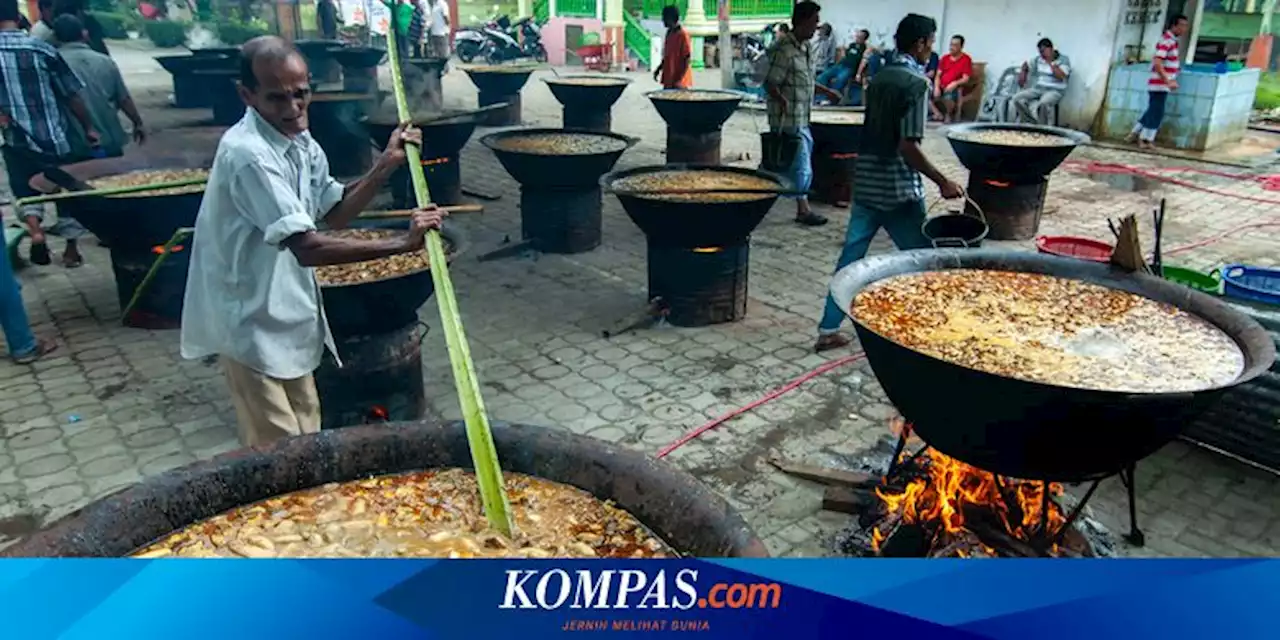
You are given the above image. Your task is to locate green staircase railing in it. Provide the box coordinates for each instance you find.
[702,0,792,17]
[623,9,652,67]
[558,0,598,17]
[533,0,549,21]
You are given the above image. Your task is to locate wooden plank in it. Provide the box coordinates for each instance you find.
[821,485,877,515]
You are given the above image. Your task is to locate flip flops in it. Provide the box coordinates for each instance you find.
[795,212,829,227]
[13,338,57,364]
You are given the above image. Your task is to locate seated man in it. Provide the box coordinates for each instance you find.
[931,34,973,122]
[817,28,870,105]
[1012,37,1070,125]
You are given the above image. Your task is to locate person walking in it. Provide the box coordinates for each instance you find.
[0,0,99,269]
[762,1,840,227]
[1012,38,1070,125]
[317,0,339,40]
[427,0,450,59]
[813,13,963,352]
[180,37,445,447]
[53,15,145,160]
[652,5,692,89]
[1126,14,1188,150]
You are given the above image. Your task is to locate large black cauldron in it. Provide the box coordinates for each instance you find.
[544,75,631,131]
[945,122,1090,180]
[319,219,465,337]
[154,53,235,108]
[829,249,1276,482]
[2,420,767,558]
[37,129,224,249]
[602,165,789,248]
[481,128,636,189]
[646,89,743,133]
[367,110,481,207]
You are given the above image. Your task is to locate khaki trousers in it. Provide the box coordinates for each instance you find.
[221,358,321,447]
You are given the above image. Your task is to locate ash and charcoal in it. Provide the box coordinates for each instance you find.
[826,436,1117,558]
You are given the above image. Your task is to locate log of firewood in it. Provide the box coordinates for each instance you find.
[822,485,878,515]
[879,522,931,557]
[961,503,1048,558]
[770,458,879,488]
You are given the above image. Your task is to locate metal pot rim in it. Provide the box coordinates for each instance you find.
[943,121,1092,147]
[600,162,794,197]
[479,127,639,156]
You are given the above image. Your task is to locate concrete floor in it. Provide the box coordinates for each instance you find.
[2,39,1280,557]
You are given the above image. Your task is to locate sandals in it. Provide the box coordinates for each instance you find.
[795,212,829,227]
[13,338,57,364]
[814,333,851,353]
[28,242,51,266]
[62,253,83,268]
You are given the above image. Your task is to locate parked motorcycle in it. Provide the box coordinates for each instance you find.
[454,21,492,62]
[481,15,547,64]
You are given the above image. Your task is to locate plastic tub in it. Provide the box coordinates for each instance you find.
[1221,264,1280,306]
[1160,265,1222,295]
[1035,235,1113,263]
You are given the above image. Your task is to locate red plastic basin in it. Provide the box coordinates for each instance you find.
[1035,235,1114,263]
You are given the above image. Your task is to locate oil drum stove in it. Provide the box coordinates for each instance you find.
[308,92,380,177]
[462,67,536,127]
[647,90,743,165]
[315,221,465,430]
[603,165,787,330]
[407,58,449,112]
[367,111,480,208]
[34,129,224,329]
[809,108,865,206]
[196,68,246,126]
[544,76,632,132]
[945,123,1090,241]
[478,129,635,261]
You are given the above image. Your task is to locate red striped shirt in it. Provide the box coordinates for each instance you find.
[1148,31,1180,90]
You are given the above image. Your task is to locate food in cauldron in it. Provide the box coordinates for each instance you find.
[314,228,444,285]
[131,468,673,558]
[487,131,629,155]
[810,110,865,125]
[948,129,1072,147]
[548,76,628,86]
[462,64,538,73]
[86,168,209,197]
[852,269,1245,393]
[649,90,740,101]
[612,169,778,203]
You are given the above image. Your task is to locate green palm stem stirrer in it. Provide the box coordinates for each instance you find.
[384,41,515,538]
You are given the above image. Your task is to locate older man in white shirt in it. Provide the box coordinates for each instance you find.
[181,37,445,447]
[427,0,450,59]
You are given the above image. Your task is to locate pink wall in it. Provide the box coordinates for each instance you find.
[543,17,606,66]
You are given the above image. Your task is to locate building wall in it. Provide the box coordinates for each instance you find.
[542,16,606,65]
[820,0,1164,131]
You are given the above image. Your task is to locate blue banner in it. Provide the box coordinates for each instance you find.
[1,558,1275,638]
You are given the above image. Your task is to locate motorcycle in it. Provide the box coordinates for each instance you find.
[454,21,492,62]
[481,15,547,64]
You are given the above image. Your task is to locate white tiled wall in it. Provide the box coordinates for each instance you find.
[1101,64,1261,150]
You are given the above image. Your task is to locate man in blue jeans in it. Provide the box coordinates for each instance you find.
[814,13,962,352]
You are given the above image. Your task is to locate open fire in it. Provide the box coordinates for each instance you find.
[828,421,1112,558]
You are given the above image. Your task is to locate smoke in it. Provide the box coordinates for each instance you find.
[187,23,222,49]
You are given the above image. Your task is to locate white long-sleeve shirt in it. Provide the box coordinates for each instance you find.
[180,108,347,380]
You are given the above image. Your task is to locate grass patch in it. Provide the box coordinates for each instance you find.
[1257,72,1280,111]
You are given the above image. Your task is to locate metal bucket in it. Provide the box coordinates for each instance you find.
[759,131,799,174]
[921,194,989,248]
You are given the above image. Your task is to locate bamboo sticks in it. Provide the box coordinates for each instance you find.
[385,40,514,537]
[14,178,207,207]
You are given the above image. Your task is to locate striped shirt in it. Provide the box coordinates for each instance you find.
[1148,30,1180,91]
[763,33,814,133]
[0,29,84,157]
[853,51,929,212]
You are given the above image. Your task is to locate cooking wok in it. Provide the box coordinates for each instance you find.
[829,249,1275,482]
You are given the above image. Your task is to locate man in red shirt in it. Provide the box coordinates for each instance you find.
[1126,14,1188,150]
[930,34,972,122]
[653,5,692,89]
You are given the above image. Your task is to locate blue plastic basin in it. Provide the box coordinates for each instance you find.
[1221,264,1280,306]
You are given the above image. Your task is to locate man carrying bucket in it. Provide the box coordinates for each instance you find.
[813,13,962,353]
[180,37,445,447]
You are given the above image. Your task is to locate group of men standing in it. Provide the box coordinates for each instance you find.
[0,0,143,364]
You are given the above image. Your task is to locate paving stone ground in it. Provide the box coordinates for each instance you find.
[2,40,1280,557]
